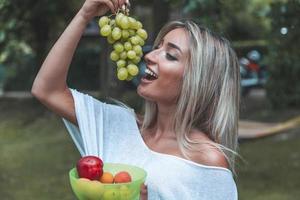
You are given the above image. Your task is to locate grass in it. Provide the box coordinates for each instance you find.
[0,91,300,199]
[236,129,300,199]
[0,98,79,200]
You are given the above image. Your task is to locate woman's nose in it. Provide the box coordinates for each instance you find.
[144,50,157,65]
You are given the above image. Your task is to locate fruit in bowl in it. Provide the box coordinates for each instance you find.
[114,171,132,183]
[77,156,104,180]
[70,156,147,200]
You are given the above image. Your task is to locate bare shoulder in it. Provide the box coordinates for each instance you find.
[188,130,229,169]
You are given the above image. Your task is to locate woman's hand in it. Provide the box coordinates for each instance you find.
[140,184,148,200]
[79,0,128,22]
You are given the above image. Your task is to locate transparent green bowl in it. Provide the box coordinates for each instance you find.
[69,163,147,200]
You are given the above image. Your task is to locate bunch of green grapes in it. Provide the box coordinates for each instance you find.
[98,12,148,81]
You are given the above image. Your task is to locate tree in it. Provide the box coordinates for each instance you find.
[0,0,80,89]
[183,0,271,41]
[266,0,300,108]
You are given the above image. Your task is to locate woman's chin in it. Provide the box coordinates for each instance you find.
[137,86,154,101]
[137,86,147,99]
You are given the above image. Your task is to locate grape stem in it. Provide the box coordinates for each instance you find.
[108,13,115,18]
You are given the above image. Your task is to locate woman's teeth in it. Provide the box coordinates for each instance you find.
[145,68,158,79]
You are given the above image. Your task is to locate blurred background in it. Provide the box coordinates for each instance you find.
[0,0,300,199]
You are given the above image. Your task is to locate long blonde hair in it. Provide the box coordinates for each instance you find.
[140,20,240,173]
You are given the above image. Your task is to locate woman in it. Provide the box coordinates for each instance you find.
[32,0,240,199]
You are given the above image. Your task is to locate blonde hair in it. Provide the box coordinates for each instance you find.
[140,20,240,173]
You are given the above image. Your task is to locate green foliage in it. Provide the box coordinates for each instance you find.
[3,53,35,91]
[183,0,271,40]
[68,45,102,90]
[266,1,300,108]
[3,44,102,91]
[0,0,80,89]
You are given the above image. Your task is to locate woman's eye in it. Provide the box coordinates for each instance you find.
[166,53,177,61]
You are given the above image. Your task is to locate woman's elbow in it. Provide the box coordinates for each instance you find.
[31,81,47,101]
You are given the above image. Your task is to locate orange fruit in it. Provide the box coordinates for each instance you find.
[114,171,132,183]
[99,172,114,183]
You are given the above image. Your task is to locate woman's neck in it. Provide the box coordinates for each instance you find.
[150,102,177,140]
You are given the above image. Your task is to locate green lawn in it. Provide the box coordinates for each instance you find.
[0,98,79,200]
[0,95,300,199]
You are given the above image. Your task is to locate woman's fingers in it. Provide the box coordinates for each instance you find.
[100,0,127,13]
[110,0,118,12]
[98,0,115,13]
[140,184,148,200]
[125,0,130,9]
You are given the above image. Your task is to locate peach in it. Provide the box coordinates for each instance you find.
[114,171,132,183]
[100,172,114,184]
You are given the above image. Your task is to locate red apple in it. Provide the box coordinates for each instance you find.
[76,156,103,180]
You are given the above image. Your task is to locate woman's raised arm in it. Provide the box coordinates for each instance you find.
[31,0,125,124]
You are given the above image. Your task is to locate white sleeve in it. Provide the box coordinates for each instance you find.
[62,89,136,160]
[204,170,238,200]
[62,89,105,158]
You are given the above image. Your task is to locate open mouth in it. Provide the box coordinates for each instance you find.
[143,67,158,81]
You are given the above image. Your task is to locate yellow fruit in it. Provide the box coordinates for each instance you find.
[76,178,104,200]
[99,172,114,184]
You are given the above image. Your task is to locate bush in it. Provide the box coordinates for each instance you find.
[68,45,101,90]
[266,1,300,108]
[4,44,101,91]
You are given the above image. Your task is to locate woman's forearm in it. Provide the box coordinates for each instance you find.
[32,11,89,96]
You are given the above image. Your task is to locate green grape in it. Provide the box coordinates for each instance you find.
[107,35,115,44]
[112,27,122,40]
[137,29,148,40]
[126,74,134,81]
[113,42,124,53]
[109,19,116,27]
[124,42,132,51]
[119,51,127,60]
[135,35,144,46]
[120,15,130,29]
[98,12,148,82]
[127,50,137,59]
[127,60,134,65]
[117,59,126,68]
[130,36,140,45]
[100,25,112,36]
[132,56,141,64]
[122,30,130,39]
[99,16,110,28]
[133,45,142,55]
[127,64,139,76]
[139,39,145,46]
[110,51,119,61]
[115,13,124,27]
[128,17,137,29]
[117,68,128,80]
[128,29,136,36]
[136,51,143,57]
[103,189,120,200]
[136,21,143,29]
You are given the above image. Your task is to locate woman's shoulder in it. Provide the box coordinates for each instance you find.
[188,130,229,169]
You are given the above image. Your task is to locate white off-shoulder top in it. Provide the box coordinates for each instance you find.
[63,89,238,200]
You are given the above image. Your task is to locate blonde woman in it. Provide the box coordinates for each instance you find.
[32,0,239,199]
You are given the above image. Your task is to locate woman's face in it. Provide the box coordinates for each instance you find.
[137,28,190,104]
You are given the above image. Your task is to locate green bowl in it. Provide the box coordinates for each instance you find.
[69,163,147,200]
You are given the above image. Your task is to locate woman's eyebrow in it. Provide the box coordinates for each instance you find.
[167,42,182,54]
